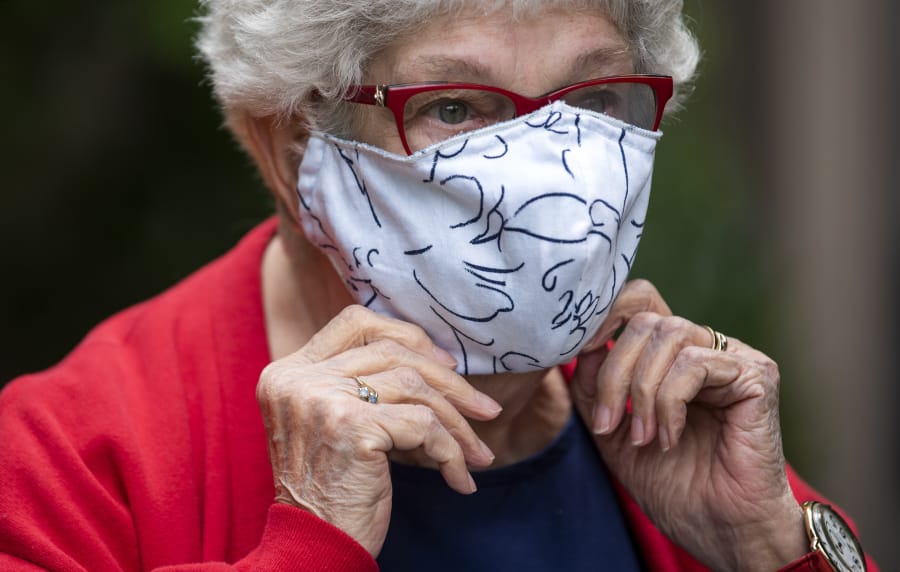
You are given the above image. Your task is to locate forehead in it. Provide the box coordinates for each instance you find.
[367,7,633,90]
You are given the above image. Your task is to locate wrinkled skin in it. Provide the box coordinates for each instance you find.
[570,280,806,570]
[256,285,806,569]
[257,305,500,555]
[250,6,807,570]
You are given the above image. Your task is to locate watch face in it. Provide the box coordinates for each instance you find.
[812,504,866,572]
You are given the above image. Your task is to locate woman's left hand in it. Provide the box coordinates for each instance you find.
[570,280,808,571]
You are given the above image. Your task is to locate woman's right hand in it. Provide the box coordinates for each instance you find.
[256,305,501,556]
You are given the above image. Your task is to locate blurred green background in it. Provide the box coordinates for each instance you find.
[1,1,272,382]
[0,1,765,396]
[1,0,895,565]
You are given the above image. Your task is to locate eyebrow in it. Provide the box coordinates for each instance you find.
[394,55,496,84]
[394,45,634,88]
[569,46,635,79]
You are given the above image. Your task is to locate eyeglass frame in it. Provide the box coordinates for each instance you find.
[345,74,674,155]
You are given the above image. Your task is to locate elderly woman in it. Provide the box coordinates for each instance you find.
[0,1,876,571]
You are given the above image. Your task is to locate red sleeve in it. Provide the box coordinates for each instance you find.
[777,468,879,572]
[0,506,375,572]
[0,368,377,572]
[614,455,879,570]
[0,368,139,571]
[152,506,377,572]
[0,220,381,570]
[0,507,374,572]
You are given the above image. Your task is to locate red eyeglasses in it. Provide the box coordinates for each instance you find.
[345,75,673,154]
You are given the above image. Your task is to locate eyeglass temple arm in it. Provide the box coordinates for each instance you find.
[345,85,387,107]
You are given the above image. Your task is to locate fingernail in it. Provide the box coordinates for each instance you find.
[658,426,670,452]
[432,345,458,368]
[593,404,612,434]
[467,472,478,494]
[478,439,495,463]
[630,415,645,446]
[477,393,503,415]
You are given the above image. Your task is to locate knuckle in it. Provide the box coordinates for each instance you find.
[656,379,683,406]
[256,362,289,404]
[255,380,273,408]
[761,358,780,384]
[669,403,687,431]
[668,348,700,378]
[413,404,441,430]
[357,436,382,454]
[655,387,676,408]
[631,379,657,403]
[630,279,659,300]
[629,311,659,332]
[370,339,407,362]
[398,322,431,348]
[394,366,424,392]
[678,345,706,364]
[329,304,374,339]
[322,401,358,435]
[257,362,278,392]
[655,316,692,339]
[338,304,372,324]
[258,361,281,384]
[446,443,465,464]
[326,400,353,424]
[753,357,781,390]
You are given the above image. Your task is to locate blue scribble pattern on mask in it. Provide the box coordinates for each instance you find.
[296,102,658,375]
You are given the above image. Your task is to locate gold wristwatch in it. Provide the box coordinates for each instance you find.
[802,501,866,571]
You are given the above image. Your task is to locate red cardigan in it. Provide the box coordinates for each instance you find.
[0,219,875,571]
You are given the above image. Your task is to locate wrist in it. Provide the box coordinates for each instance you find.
[729,502,809,572]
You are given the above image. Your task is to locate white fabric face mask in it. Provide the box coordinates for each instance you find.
[297,101,661,375]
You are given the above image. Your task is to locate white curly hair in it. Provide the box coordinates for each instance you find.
[196,0,699,142]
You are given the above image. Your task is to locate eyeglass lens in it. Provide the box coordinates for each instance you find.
[401,82,658,152]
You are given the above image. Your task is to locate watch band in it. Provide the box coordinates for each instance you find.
[778,551,835,572]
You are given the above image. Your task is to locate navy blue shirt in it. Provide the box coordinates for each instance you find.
[377,413,643,571]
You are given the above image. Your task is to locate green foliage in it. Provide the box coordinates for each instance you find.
[0,1,770,387]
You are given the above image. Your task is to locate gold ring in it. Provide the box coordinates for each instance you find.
[703,325,728,352]
[353,376,379,404]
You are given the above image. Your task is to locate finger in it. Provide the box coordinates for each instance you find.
[328,339,502,421]
[584,279,673,352]
[591,311,658,436]
[571,342,610,400]
[569,343,609,438]
[374,403,477,494]
[629,317,711,446]
[297,304,458,368]
[357,368,495,467]
[655,346,761,450]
